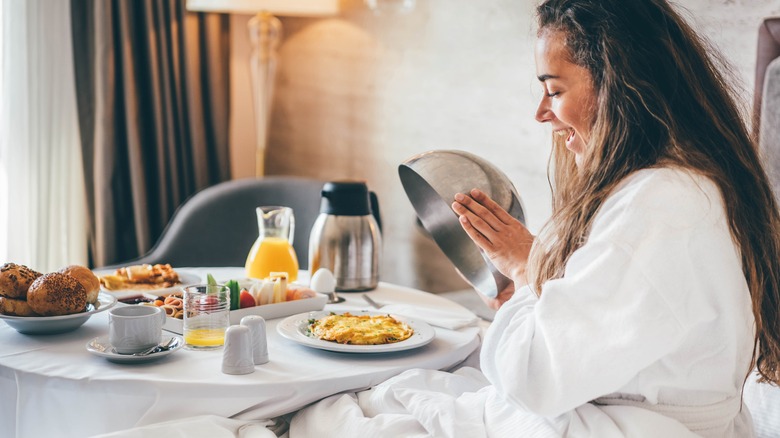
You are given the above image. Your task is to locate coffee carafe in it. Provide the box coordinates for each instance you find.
[308,181,382,291]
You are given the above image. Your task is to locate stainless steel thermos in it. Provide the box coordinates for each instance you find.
[308,181,382,291]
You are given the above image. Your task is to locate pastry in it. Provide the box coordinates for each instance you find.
[0,263,42,299]
[0,297,38,316]
[27,273,87,316]
[99,264,181,291]
[59,265,101,304]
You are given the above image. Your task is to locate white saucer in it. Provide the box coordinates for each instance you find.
[86,335,184,364]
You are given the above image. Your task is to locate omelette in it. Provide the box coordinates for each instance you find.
[308,312,414,345]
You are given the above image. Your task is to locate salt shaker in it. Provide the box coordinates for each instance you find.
[221,325,254,375]
[240,315,269,365]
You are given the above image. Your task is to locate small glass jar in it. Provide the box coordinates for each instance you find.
[245,206,299,282]
[183,284,230,350]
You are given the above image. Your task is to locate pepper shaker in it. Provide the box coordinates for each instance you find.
[221,325,254,375]
[240,315,269,365]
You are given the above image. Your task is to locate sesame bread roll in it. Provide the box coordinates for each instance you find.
[59,265,101,304]
[27,273,87,316]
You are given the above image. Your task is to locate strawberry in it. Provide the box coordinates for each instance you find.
[239,289,256,309]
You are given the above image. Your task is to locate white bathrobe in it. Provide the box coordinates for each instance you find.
[289,167,757,437]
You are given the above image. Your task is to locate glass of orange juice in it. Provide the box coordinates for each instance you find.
[245,206,299,282]
[183,284,230,350]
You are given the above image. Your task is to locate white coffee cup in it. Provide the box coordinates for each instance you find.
[109,306,167,354]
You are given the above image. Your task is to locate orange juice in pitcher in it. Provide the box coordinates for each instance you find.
[245,206,299,282]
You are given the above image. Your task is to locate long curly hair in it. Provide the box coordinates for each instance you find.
[528,0,780,385]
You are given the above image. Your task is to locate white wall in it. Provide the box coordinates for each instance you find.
[229,0,780,292]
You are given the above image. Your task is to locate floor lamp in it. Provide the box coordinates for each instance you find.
[187,0,339,177]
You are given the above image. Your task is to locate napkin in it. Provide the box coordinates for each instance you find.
[378,304,480,330]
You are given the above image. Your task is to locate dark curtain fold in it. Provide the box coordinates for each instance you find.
[71,0,231,268]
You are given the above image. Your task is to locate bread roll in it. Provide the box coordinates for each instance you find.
[59,265,101,304]
[0,263,42,299]
[27,273,87,316]
[0,297,38,317]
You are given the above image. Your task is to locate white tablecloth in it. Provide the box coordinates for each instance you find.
[0,268,481,438]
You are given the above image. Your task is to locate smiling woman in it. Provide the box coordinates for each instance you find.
[534,31,597,168]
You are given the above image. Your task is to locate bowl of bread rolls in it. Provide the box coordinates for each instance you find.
[0,263,117,335]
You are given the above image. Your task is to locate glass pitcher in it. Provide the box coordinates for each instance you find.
[245,206,299,282]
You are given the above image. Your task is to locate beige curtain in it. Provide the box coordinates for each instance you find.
[71,0,230,267]
[1,0,88,272]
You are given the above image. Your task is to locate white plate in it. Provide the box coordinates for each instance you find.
[97,271,201,299]
[277,310,436,353]
[0,292,117,335]
[86,334,184,364]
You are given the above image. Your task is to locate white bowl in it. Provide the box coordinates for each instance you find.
[0,292,117,335]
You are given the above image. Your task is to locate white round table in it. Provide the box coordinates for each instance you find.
[0,268,481,438]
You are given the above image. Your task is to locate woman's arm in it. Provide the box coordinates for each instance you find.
[480,240,692,417]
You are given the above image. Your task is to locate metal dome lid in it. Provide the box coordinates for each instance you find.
[398,150,526,298]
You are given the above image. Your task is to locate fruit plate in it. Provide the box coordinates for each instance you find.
[0,292,117,335]
[116,293,328,334]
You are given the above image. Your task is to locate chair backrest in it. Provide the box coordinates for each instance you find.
[116,176,326,269]
[748,21,780,438]
[756,18,780,200]
[755,17,780,134]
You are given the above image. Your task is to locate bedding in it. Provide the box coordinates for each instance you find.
[91,368,780,438]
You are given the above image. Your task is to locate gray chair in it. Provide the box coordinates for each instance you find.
[102,176,325,269]
[756,18,780,204]
[754,17,780,135]
[745,18,780,438]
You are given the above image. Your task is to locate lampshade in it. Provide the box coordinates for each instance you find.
[186,0,339,16]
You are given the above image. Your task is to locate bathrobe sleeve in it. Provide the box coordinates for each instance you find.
[480,169,733,417]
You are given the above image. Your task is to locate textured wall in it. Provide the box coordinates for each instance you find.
[229,0,780,292]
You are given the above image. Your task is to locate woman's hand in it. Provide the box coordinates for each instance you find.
[452,189,535,288]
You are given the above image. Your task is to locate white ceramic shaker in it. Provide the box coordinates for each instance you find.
[221,325,254,375]
[240,315,269,365]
